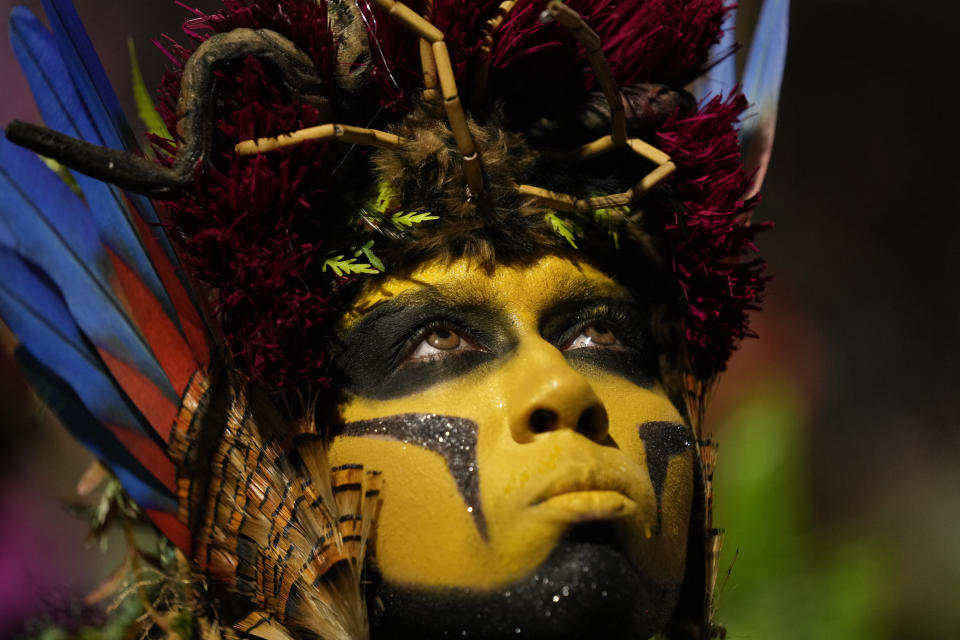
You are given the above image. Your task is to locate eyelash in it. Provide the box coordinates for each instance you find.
[560,310,631,352]
[395,320,482,366]
[397,308,633,367]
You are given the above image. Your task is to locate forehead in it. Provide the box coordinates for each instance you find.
[344,255,630,325]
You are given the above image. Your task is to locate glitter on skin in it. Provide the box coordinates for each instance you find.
[341,413,487,537]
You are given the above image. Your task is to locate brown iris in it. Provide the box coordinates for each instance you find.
[585,322,617,345]
[427,328,461,350]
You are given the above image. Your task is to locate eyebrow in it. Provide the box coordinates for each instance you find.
[344,285,505,335]
[538,280,634,318]
[348,275,631,329]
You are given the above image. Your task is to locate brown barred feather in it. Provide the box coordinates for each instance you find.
[169,369,381,640]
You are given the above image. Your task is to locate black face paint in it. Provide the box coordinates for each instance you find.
[369,523,678,640]
[637,421,692,529]
[333,291,514,400]
[540,299,658,389]
[335,285,659,401]
[340,414,486,538]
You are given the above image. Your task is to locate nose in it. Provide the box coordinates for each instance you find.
[502,337,610,444]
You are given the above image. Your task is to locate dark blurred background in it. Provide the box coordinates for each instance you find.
[1,1,957,638]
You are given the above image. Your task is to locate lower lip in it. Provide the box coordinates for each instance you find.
[535,490,637,522]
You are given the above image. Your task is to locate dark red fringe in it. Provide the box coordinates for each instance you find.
[358,0,730,108]
[154,1,342,397]
[152,0,763,392]
[655,92,769,379]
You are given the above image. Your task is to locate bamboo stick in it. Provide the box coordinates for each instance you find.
[420,38,439,100]
[635,161,677,194]
[572,134,673,170]
[235,123,407,155]
[473,0,518,99]
[572,135,617,160]
[544,1,627,145]
[433,40,484,194]
[516,184,579,212]
[628,138,672,166]
[518,159,675,215]
[419,0,439,100]
[579,192,633,212]
[370,0,443,43]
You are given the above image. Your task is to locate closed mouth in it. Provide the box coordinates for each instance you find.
[530,470,635,507]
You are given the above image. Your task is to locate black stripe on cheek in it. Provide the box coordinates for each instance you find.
[637,421,693,531]
[340,413,486,539]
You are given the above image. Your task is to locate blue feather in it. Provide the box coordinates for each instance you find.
[0,211,13,248]
[0,248,153,439]
[40,0,133,151]
[16,346,177,512]
[9,6,182,313]
[39,0,180,261]
[0,134,177,404]
[697,6,738,102]
[740,0,790,149]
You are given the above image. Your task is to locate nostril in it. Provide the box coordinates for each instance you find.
[576,404,608,440]
[529,408,559,433]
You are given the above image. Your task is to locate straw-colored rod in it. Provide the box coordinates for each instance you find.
[462,154,485,196]
[627,138,672,166]
[579,192,633,212]
[584,162,675,211]
[370,0,443,43]
[235,123,406,155]
[485,0,518,40]
[544,1,600,48]
[516,184,578,212]
[519,160,675,216]
[433,42,476,155]
[473,0,518,98]
[420,38,439,100]
[572,135,617,160]
[585,51,627,145]
[420,38,438,89]
[636,161,676,194]
[433,40,483,193]
[419,0,439,98]
[546,0,627,145]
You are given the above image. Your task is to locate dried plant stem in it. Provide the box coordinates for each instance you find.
[122,518,180,639]
[419,0,439,99]
[433,41,484,193]
[420,38,439,100]
[235,124,407,155]
[517,159,675,214]
[370,0,443,42]
[371,0,485,194]
[544,1,626,144]
[473,0,518,98]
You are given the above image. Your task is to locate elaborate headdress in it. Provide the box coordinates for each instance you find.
[0,0,787,638]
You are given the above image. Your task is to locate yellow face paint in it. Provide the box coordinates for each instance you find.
[330,255,694,626]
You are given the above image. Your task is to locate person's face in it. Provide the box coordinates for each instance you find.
[330,255,695,637]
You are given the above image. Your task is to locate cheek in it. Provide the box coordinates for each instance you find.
[332,376,542,589]
[625,451,694,587]
[589,373,695,588]
[328,435,499,587]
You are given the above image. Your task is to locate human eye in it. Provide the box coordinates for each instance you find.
[562,319,627,352]
[401,322,484,365]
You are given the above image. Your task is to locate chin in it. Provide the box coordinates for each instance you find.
[368,523,681,640]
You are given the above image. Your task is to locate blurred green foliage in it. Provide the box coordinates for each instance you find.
[712,381,893,639]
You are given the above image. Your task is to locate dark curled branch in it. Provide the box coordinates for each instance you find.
[5,28,327,200]
[530,84,697,145]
